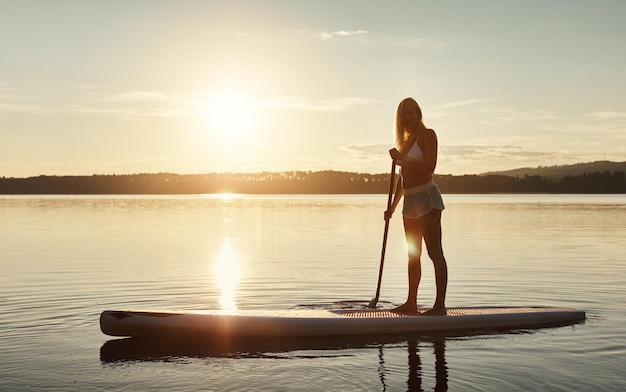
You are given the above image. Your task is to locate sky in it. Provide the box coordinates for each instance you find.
[1,0,625,177]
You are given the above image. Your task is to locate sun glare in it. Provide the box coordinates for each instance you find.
[214,237,240,311]
[209,193,243,201]
[205,90,254,140]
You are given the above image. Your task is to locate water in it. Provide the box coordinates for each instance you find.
[1,194,625,391]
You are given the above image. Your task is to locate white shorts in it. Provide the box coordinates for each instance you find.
[402,183,445,219]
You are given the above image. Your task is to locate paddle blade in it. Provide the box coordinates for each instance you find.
[367,296,379,309]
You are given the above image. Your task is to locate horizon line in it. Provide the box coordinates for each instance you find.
[2,159,624,180]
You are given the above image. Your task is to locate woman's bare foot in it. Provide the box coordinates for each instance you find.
[421,307,447,316]
[392,302,419,315]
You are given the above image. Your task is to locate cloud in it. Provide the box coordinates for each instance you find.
[430,100,562,126]
[259,96,379,111]
[341,142,597,172]
[440,144,582,163]
[433,144,602,175]
[342,143,389,159]
[70,105,190,118]
[1,82,380,119]
[71,89,381,121]
[428,98,497,118]
[428,99,562,125]
[298,29,371,41]
[317,30,370,40]
[587,111,626,120]
[389,37,447,49]
[0,85,59,116]
[2,87,200,119]
[340,143,595,175]
[103,90,172,102]
[71,90,195,119]
[299,29,445,49]
[0,102,54,117]
[69,89,212,119]
[435,98,496,109]
[473,105,562,125]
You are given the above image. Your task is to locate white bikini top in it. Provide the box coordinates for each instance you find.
[406,138,425,161]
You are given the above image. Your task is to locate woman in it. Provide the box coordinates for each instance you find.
[384,97,448,315]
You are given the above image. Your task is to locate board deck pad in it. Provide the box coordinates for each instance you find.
[339,307,544,318]
[342,310,406,318]
[101,306,585,339]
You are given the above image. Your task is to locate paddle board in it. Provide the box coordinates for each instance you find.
[100,306,585,339]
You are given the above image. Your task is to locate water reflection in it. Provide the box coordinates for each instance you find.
[100,335,448,391]
[409,338,448,392]
[378,338,448,392]
[214,238,239,311]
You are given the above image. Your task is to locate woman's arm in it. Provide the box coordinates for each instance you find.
[421,128,438,174]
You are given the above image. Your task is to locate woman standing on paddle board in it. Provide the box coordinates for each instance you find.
[384,97,448,315]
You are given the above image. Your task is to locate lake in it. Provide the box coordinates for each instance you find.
[1,194,625,391]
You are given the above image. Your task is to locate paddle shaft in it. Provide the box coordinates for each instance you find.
[368,159,396,308]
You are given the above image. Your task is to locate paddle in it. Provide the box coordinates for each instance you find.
[368,159,397,308]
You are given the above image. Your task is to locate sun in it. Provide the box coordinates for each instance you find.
[205,90,254,140]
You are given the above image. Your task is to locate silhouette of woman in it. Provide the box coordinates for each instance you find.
[384,97,448,315]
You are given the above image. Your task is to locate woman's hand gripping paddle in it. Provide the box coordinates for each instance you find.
[368,159,397,308]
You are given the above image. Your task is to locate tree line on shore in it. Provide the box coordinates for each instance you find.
[1,170,624,194]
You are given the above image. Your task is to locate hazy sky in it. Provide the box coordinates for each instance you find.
[2,0,625,177]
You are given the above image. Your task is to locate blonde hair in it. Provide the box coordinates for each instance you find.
[394,97,426,152]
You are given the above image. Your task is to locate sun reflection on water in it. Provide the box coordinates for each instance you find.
[206,193,243,201]
[214,237,240,311]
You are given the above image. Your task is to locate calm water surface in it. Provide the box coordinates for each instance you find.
[1,194,625,391]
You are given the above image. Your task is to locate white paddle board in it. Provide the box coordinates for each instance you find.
[100,306,585,338]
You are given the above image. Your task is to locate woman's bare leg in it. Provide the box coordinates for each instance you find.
[393,216,423,313]
[422,209,447,315]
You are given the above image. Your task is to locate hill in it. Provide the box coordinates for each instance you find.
[481,160,626,179]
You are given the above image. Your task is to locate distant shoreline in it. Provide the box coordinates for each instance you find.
[1,168,624,194]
